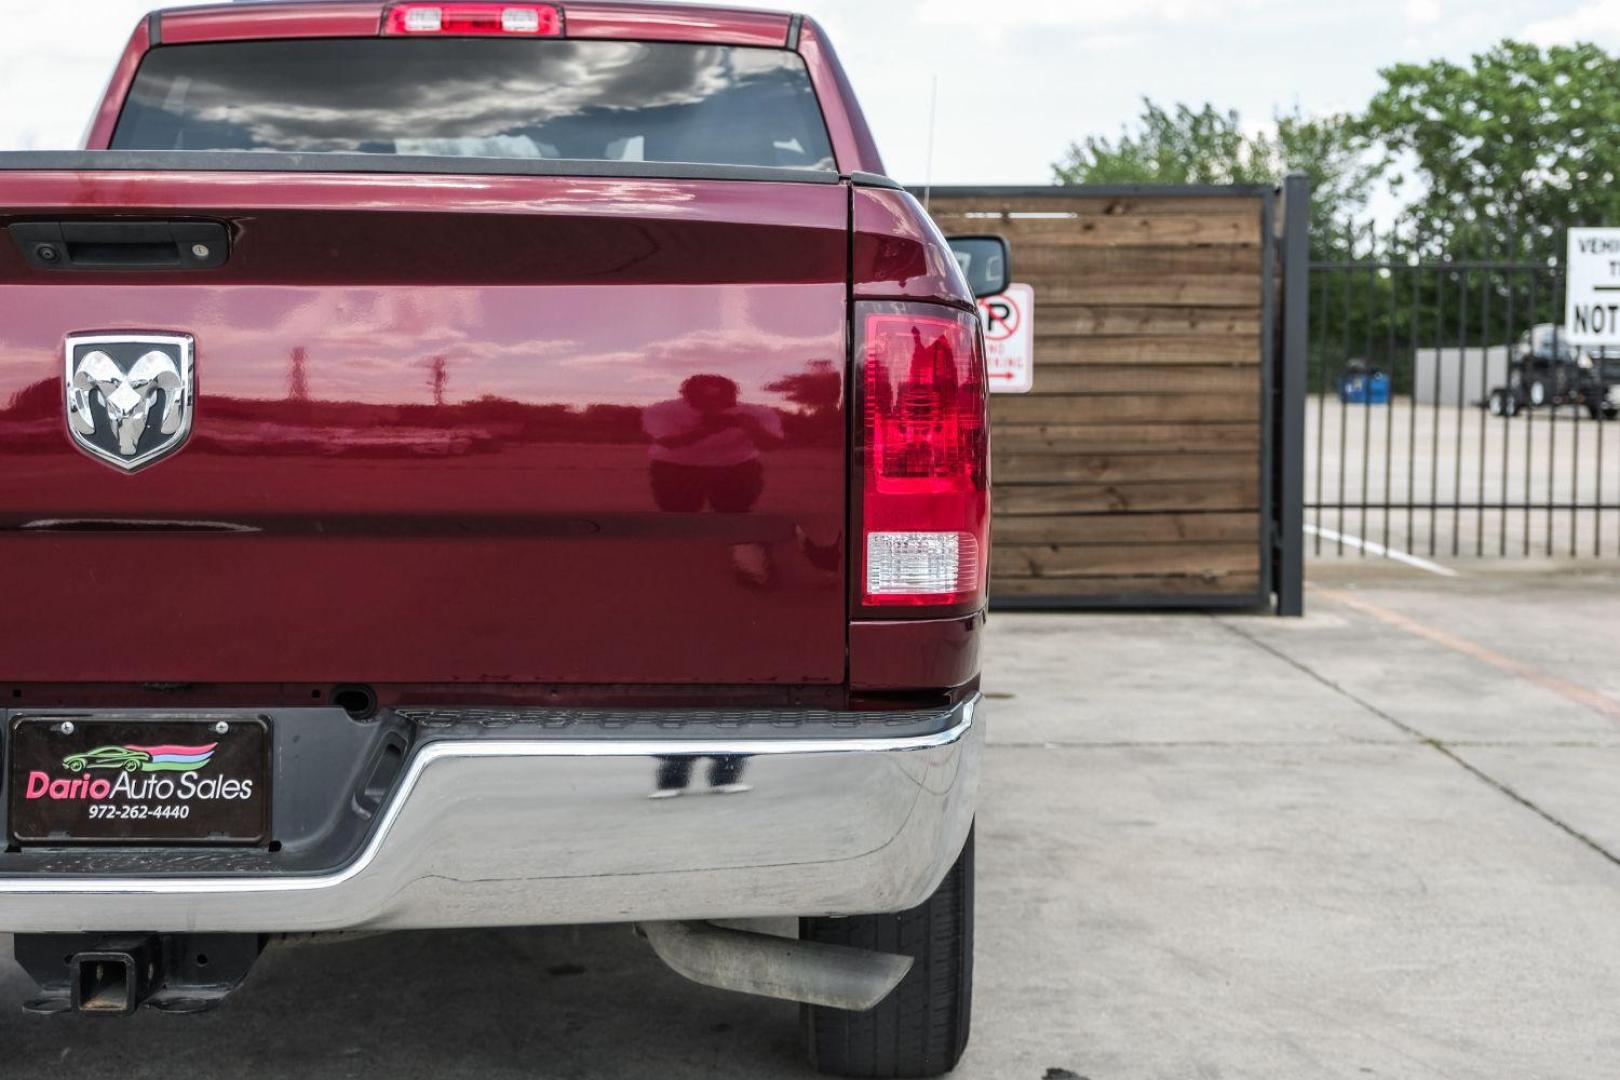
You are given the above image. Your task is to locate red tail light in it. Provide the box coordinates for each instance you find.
[385,4,562,35]
[859,303,990,610]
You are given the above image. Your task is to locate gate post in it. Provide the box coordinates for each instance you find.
[1276,172,1311,616]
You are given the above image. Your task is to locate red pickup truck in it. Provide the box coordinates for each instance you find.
[0,4,1000,1075]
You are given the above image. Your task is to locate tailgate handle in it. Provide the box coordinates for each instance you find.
[8,221,229,271]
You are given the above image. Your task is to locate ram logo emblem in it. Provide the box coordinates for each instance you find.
[64,333,194,471]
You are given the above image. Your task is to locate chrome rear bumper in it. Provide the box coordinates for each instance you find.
[0,697,980,934]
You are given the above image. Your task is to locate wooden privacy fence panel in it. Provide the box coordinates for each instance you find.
[923,186,1277,606]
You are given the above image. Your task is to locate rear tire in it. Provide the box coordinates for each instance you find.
[801,829,974,1079]
[1488,389,1517,418]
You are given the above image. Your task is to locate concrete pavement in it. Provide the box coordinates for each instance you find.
[1307,396,1620,562]
[5,567,1620,1078]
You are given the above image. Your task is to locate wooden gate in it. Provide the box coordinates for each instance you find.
[923,184,1291,609]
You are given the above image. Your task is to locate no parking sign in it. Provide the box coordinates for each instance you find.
[1567,228,1620,346]
[978,283,1034,394]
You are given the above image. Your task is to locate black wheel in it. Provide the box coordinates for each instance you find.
[1488,389,1517,418]
[801,829,974,1079]
[1529,378,1550,408]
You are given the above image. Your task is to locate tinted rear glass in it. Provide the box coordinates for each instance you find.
[111,39,835,171]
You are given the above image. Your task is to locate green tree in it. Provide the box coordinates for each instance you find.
[1052,101,1265,185]
[1052,100,1376,257]
[1270,108,1382,257]
[1358,41,1620,261]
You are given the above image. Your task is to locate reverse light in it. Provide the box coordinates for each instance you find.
[500,7,544,32]
[867,532,978,598]
[400,6,443,31]
[384,4,563,35]
[860,305,990,609]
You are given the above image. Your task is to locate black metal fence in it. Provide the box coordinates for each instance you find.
[1307,252,1620,561]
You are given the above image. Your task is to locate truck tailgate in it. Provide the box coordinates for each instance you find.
[0,169,850,686]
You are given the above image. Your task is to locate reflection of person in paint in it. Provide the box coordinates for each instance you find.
[648,754,752,799]
[642,375,784,585]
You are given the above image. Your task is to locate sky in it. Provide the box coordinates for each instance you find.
[1,0,1617,187]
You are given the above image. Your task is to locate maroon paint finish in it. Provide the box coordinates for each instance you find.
[0,171,845,280]
[83,17,152,150]
[26,2,983,699]
[849,616,983,693]
[159,1,792,47]
[0,172,849,686]
[843,189,986,684]
[3,682,850,711]
[853,188,975,308]
[563,3,790,45]
[797,17,885,177]
[159,2,387,45]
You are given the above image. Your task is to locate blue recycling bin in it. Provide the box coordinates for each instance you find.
[1338,369,1391,404]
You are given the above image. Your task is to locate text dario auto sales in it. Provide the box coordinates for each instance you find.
[23,772,255,802]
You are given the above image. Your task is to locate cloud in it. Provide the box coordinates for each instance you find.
[1405,0,1443,25]
[1523,0,1620,46]
[915,0,1276,27]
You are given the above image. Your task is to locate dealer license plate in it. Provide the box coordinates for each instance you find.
[7,716,270,845]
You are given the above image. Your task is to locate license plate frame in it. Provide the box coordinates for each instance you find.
[7,716,271,846]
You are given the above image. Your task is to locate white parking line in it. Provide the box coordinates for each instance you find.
[1305,524,1462,578]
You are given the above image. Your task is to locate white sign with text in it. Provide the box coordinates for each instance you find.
[979,283,1035,394]
[1567,228,1620,346]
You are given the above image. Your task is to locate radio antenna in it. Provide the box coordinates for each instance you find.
[923,74,939,213]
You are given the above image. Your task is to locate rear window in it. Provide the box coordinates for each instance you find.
[111,39,836,172]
